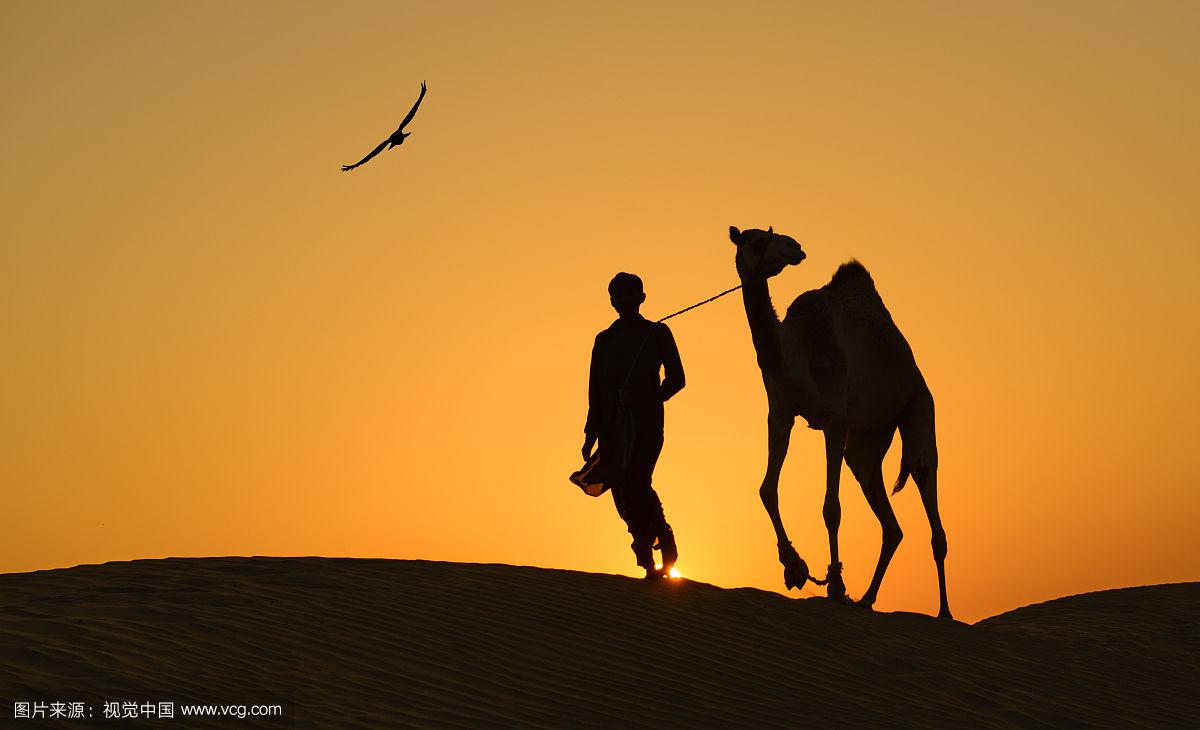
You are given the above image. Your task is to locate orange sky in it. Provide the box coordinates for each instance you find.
[3,1,1197,622]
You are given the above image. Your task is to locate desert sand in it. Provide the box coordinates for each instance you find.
[1,558,1195,728]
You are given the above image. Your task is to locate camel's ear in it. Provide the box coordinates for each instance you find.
[729,226,741,244]
[768,226,773,234]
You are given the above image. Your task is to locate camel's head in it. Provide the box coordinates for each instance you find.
[730,226,805,281]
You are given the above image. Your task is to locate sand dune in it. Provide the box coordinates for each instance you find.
[1,559,1195,728]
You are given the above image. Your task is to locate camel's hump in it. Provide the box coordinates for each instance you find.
[828,259,874,288]
[784,259,880,322]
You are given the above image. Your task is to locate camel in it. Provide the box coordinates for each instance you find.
[729,225,951,619]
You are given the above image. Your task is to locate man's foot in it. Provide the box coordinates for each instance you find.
[643,566,667,580]
[657,526,678,573]
[632,539,659,577]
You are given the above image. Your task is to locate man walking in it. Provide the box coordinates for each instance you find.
[583,273,685,579]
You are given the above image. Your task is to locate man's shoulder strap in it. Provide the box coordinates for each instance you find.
[620,327,655,391]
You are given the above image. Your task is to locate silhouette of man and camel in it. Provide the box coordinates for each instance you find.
[581,226,951,618]
[333,99,950,614]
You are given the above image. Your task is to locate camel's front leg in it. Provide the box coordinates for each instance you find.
[760,413,810,590]
[823,427,849,602]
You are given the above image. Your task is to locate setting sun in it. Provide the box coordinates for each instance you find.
[656,564,683,580]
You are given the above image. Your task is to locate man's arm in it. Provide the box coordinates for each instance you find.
[583,334,604,456]
[657,324,685,402]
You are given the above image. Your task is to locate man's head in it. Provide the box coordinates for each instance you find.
[608,272,646,316]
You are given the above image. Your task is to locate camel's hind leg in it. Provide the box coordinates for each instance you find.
[844,427,899,610]
[901,383,951,619]
[914,466,951,619]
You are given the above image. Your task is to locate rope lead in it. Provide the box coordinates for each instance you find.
[657,284,743,323]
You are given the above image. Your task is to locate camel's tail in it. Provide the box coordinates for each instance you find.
[893,378,936,497]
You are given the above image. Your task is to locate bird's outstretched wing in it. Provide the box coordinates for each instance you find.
[395,80,427,133]
[341,140,389,172]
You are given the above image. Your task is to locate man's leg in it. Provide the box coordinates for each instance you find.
[609,473,656,574]
[609,480,641,560]
[625,430,672,576]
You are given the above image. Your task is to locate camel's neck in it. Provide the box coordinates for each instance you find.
[741,277,785,374]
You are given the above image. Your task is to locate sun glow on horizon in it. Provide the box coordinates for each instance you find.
[656,564,683,579]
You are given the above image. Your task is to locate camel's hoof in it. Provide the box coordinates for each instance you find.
[778,543,810,591]
[783,562,810,591]
[826,579,849,602]
[825,564,849,604]
[937,608,954,620]
[827,586,852,605]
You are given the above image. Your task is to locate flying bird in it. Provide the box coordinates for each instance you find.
[341,80,427,171]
